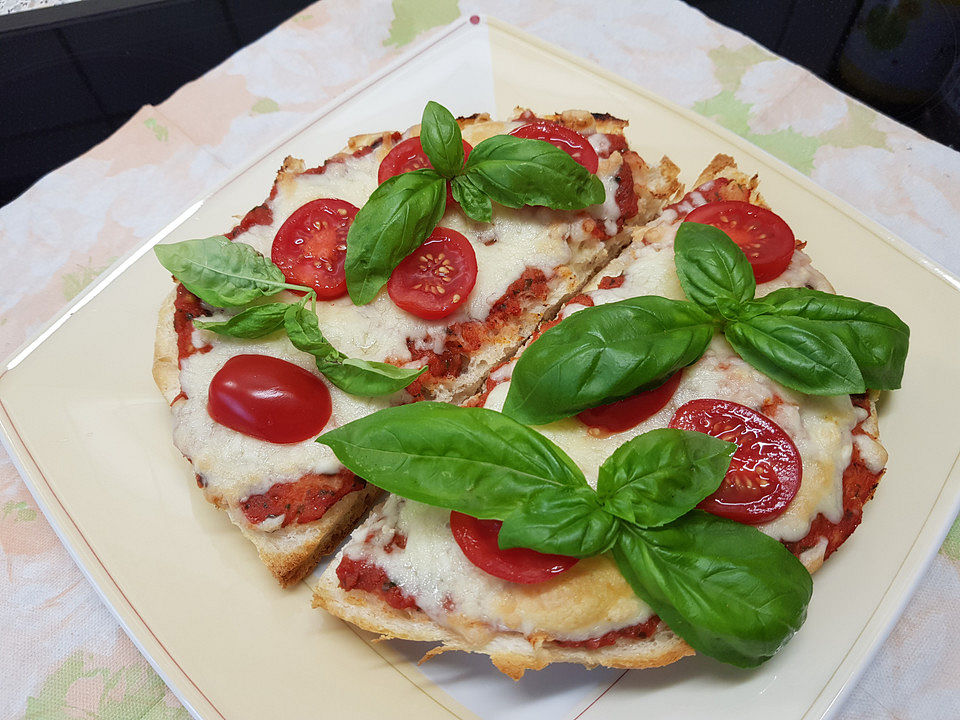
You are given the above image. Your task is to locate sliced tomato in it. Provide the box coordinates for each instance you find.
[684,201,796,283]
[377,136,472,206]
[207,354,332,444]
[577,370,683,433]
[450,512,578,584]
[509,121,599,174]
[271,198,358,299]
[387,227,478,320]
[668,399,801,524]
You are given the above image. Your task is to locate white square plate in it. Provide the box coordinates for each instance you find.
[2,16,959,720]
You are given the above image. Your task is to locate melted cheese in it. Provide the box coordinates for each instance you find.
[341,496,652,641]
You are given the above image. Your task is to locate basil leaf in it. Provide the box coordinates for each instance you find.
[502,297,715,425]
[318,357,425,397]
[420,101,464,179]
[451,175,493,223]
[345,169,446,305]
[498,489,620,558]
[284,304,422,395]
[194,302,289,338]
[597,429,734,528]
[760,287,909,389]
[463,135,605,210]
[154,236,287,307]
[283,304,340,363]
[613,513,812,668]
[726,315,865,395]
[318,403,588,518]
[675,222,756,315]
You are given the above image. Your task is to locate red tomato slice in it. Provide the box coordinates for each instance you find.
[577,370,683,433]
[684,201,796,283]
[509,121,599,174]
[668,399,801,524]
[271,198,358,299]
[450,512,578,584]
[377,136,472,207]
[207,354,332,444]
[387,227,478,320]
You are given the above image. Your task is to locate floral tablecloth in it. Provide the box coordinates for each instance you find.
[2,1,959,718]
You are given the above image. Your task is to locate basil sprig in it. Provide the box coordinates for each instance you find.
[345,169,447,305]
[675,222,909,395]
[502,297,715,425]
[319,403,812,667]
[284,303,424,396]
[503,222,909,421]
[155,237,423,396]
[345,101,606,303]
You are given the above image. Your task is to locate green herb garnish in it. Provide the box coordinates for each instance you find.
[318,403,813,668]
[155,236,424,397]
[345,101,606,304]
[502,222,909,422]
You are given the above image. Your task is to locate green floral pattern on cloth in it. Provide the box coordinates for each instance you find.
[2,500,36,523]
[694,46,888,174]
[62,258,117,301]
[25,654,189,720]
[385,0,460,46]
[944,518,960,562]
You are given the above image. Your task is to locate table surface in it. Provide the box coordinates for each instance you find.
[1,1,959,718]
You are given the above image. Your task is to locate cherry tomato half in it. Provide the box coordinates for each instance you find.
[509,121,599,174]
[271,198,358,299]
[684,201,796,283]
[387,227,478,320]
[668,399,801,524]
[207,354,332,444]
[377,136,473,207]
[577,370,683,433]
[450,512,578,584]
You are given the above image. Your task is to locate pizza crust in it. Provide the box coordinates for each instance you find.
[312,521,827,678]
[152,288,381,587]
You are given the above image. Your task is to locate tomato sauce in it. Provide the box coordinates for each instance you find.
[597,274,625,290]
[173,284,212,369]
[566,294,594,308]
[336,556,420,611]
[663,178,734,220]
[224,203,274,240]
[403,268,551,399]
[552,616,661,649]
[784,395,883,560]
[240,469,364,527]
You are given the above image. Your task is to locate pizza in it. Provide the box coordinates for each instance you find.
[310,154,905,677]
[154,101,907,673]
[152,105,682,586]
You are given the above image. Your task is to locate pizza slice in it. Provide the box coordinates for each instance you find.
[153,107,681,586]
[312,156,898,675]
